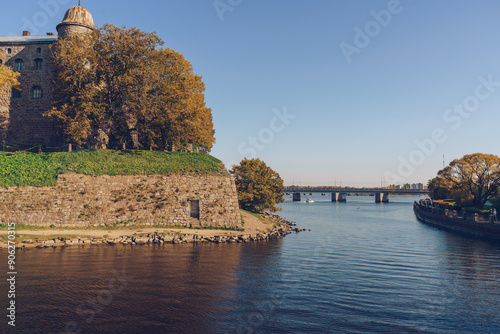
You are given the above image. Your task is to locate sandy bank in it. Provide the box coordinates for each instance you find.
[0,211,303,249]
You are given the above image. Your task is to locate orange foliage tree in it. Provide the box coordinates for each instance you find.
[435,153,500,208]
[0,53,20,90]
[47,24,215,150]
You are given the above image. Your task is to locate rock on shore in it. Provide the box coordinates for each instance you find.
[1,213,302,250]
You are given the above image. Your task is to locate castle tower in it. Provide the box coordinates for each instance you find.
[56,2,97,39]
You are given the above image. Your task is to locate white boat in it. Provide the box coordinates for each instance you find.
[305,198,315,203]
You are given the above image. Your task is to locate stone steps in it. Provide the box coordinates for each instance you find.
[189,218,201,228]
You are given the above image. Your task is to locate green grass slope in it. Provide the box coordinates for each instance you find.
[0,150,225,187]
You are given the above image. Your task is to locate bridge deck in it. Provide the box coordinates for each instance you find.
[283,189,428,195]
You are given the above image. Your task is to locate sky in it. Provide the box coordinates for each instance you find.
[2,0,500,187]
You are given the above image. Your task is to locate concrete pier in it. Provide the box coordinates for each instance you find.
[375,192,389,203]
[293,193,301,202]
[331,192,347,202]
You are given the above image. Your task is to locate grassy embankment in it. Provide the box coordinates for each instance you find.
[0,149,225,187]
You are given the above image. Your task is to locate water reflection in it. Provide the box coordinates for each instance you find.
[439,234,500,330]
[12,243,253,333]
[5,197,500,334]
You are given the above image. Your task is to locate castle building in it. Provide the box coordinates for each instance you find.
[0,4,96,147]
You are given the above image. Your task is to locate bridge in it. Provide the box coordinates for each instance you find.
[283,188,429,203]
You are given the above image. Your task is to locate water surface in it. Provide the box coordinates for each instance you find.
[4,195,500,333]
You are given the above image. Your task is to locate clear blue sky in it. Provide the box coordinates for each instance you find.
[2,0,500,186]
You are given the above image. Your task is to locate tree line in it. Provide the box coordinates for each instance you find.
[1,25,215,151]
[47,24,215,151]
[428,153,500,210]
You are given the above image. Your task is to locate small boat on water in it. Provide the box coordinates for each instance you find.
[306,198,315,203]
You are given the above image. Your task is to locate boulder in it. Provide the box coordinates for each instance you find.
[134,237,149,244]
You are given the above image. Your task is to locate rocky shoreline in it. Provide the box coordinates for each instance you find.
[3,213,307,250]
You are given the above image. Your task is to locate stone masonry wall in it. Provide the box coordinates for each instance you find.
[0,173,241,228]
[0,41,56,146]
[57,25,94,40]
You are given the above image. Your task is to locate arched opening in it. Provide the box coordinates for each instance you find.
[34,58,43,71]
[32,86,43,99]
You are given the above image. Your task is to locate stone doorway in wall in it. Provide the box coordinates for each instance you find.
[189,200,201,228]
[190,200,200,219]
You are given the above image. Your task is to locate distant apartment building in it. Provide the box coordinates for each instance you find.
[412,183,425,190]
[391,183,425,190]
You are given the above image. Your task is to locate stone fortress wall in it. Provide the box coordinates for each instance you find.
[0,39,56,146]
[0,4,98,148]
[0,173,241,228]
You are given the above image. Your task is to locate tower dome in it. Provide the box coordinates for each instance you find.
[56,4,97,39]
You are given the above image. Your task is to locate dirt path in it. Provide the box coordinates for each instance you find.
[3,210,276,241]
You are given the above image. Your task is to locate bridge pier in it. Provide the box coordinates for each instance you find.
[331,192,347,202]
[375,192,389,203]
[293,193,301,202]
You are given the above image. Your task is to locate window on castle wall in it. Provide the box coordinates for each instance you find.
[7,48,12,54]
[32,86,43,99]
[11,89,21,99]
[14,59,23,72]
[37,47,42,54]
[34,59,43,71]
[0,59,3,65]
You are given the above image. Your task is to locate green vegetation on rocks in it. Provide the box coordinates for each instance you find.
[0,149,225,187]
[241,209,265,221]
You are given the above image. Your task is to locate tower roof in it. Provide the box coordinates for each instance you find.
[56,5,96,31]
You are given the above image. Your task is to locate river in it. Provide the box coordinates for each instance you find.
[4,195,500,333]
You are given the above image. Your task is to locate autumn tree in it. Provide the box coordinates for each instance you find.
[0,53,20,90]
[428,175,473,204]
[230,158,284,213]
[428,176,452,200]
[435,153,500,209]
[134,47,215,150]
[47,24,215,150]
[47,32,101,145]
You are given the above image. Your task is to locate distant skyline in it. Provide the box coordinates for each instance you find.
[2,0,499,186]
